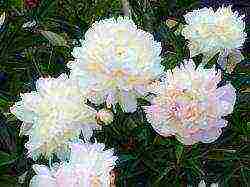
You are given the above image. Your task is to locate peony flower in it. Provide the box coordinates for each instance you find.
[10,74,98,160]
[144,60,236,145]
[68,17,163,113]
[29,141,118,187]
[182,6,246,70]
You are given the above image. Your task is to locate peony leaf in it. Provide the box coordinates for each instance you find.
[0,151,17,167]
[208,150,225,161]
[9,0,23,9]
[0,175,18,186]
[226,50,244,73]
[40,30,68,47]
[175,144,184,163]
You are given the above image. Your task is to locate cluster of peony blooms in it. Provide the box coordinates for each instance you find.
[9,5,245,186]
[10,17,164,161]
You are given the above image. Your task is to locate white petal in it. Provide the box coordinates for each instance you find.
[32,164,51,175]
[211,183,219,187]
[198,180,206,187]
[119,91,137,112]
[29,175,56,187]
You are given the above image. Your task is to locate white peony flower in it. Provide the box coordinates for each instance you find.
[30,141,118,187]
[68,17,163,113]
[182,6,246,70]
[10,74,98,160]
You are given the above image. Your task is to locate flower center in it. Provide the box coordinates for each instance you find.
[115,46,127,58]
[112,69,127,77]
[91,175,101,187]
[166,89,204,123]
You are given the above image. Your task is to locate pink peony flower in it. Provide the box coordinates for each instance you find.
[144,60,236,145]
[30,141,118,187]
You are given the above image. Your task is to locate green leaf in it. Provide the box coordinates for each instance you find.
[119,154,137,162]
[8,0,23,9]
[175,144,184,163]
[40,30,68,47]
[0,96,9,110]
[240,167,250,186]
[154,166,174,184]
[0,151,17,167]
[162,53,179,70]
[208,150,225,161]
[0,175,19,186]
